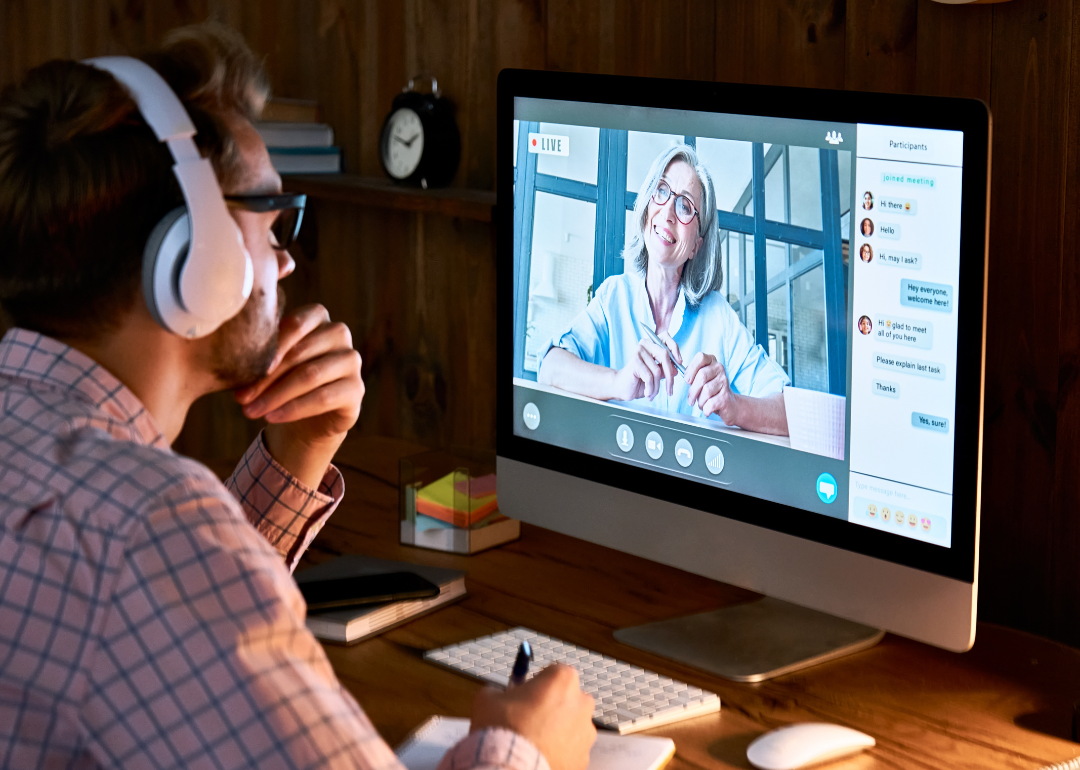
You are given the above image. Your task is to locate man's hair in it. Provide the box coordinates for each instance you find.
[0,22,269,338]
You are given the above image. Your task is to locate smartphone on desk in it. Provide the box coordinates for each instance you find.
[298,572,441,612]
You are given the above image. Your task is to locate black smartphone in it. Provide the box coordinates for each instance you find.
[298,572,441,612]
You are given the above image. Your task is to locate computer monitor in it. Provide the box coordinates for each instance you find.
[496,70,989,679]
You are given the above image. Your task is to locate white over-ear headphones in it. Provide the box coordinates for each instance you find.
[83,56,254,339]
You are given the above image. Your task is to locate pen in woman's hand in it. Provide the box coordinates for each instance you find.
[509,640,532,687]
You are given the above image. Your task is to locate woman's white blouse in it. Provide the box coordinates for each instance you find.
[541,270,790,424]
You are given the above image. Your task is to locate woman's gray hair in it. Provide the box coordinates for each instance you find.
[622,144,721,307]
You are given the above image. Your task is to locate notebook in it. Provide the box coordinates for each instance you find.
[396,716,675,770]
[295,556,466,644]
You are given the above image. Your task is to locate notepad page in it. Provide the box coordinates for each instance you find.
[397,716,676,770]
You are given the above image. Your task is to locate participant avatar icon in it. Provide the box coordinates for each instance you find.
[867,504,877,518]
[907,513,918,527]
[858,315,872,336]
[921,518,932,531]
[863,191,874,210]
[860,243,873,263]
[881,507,892,522]
[861,217,874,237]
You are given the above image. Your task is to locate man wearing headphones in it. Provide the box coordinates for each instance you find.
[0,23,594,770]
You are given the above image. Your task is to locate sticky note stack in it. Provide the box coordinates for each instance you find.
[401,466,520,555]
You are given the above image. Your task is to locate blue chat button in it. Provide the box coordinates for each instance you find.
[816,472,838,504]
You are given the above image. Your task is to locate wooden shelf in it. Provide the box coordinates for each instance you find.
[282,174,496,223]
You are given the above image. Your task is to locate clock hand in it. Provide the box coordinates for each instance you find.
[402,133,421,147]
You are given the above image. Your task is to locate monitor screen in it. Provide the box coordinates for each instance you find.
[499,73,987,584]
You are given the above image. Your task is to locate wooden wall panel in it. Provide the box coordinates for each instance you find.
[845,0,918,93]
[981,0,1074,639]
[714,0,846,89]
[9,0,1080,648]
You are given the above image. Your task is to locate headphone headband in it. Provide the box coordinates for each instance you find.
[82,56,253,338]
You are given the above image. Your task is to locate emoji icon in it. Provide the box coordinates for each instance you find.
[921,518,931,531]
[904,201,911,211]
[908,513,918,527]
[895,510,905,526]
[886,319,892,328]
[867,504,877,518]
[881,508,891,522]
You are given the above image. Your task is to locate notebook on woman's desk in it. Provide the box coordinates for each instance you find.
[396,716,675,770]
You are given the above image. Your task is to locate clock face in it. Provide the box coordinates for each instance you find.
[383,108,425,179]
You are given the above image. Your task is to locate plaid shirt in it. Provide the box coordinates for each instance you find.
[0,329,546,770]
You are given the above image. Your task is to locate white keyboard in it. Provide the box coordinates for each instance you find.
[424,627,720,734]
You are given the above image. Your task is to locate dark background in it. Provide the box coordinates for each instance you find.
[2,0,1078,650]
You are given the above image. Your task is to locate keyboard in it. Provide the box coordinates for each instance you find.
[424,627,721,734]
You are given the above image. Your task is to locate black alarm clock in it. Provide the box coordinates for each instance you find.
[379,75,461,188]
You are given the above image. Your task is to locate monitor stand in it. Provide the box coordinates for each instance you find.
[614,596,885,683]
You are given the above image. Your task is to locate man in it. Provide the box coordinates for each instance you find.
[0,23,594,770]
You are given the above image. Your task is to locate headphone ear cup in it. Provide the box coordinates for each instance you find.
[143,206,191,334]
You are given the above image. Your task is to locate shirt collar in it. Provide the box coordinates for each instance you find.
[0,328,168,448]
[634,269,688,337]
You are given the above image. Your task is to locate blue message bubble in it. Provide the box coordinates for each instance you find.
[877,222,901,240]
[911,412,949,433]
[872,352,946,380]
[873,315,933,350]
[878,197,917,216]
[878,249,921,269]
[900,278,953,312]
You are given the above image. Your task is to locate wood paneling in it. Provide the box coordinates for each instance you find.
[8,0,1080,650]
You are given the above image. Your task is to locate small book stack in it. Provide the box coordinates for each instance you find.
[256,98,341,174]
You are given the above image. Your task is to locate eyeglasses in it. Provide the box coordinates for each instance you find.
[224,193,307,250]
[651,179,699,226]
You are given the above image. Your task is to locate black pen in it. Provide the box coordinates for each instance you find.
[509,640,532,687]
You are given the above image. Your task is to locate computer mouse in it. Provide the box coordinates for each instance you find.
[746,722,875,770]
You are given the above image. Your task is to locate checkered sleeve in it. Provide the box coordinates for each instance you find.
[437,729,550,770]
[226,432,344,572]
[82,477,408,770]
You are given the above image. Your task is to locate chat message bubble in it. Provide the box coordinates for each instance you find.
[882,171,936,189]
[900,278,953,312]
[872,379,900,398]
[878,249,921,269]
[872,352,946,380]
[878,222,901,240]
[878,197,918,216]
[873,315,933,349]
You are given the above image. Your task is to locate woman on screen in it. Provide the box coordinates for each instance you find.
[537,144,790,435]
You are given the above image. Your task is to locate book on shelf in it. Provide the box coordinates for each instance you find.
[295,555,465,644]
[262,97,320,123]
[267,146,341,174]
[254,121,334,148]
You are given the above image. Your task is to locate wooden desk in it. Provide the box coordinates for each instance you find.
[291,437,1080,769]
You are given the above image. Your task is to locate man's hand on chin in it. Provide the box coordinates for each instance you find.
[234,305,365,489]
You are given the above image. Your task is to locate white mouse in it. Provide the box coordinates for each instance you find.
[746,722,875,770]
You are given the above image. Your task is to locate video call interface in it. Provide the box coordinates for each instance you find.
[511,97,964,549]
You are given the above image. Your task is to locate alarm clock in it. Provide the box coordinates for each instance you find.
[379,74,461,188]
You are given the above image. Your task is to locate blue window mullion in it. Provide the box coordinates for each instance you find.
[513,121,540,380]
[594,129,629,289]
[533,174,598,203]
[752,143,768,346]
[820,148,846,396]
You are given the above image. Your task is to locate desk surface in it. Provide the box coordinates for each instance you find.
[281,436,1080,769]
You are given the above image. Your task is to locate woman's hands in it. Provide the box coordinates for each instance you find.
[684,352,741,425]
[610,332,683,401]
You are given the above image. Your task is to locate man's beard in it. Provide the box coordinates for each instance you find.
[210,285,285,388]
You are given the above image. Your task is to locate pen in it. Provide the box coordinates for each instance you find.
[639,322,686,378]
[509,640,532,687]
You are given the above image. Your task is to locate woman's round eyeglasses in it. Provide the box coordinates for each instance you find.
[651,179,698,226]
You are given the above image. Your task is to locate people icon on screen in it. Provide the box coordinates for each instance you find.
[858,315,872,335]
[861,217,874,237]
[863,191,873,210]
[860,243,873,263]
